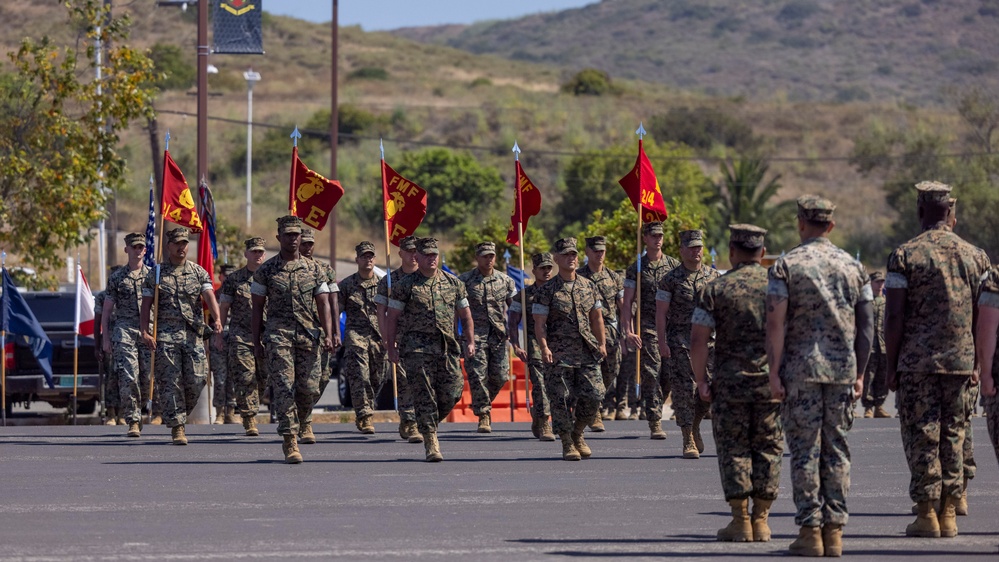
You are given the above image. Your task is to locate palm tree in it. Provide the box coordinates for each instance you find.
[714,158,797,251]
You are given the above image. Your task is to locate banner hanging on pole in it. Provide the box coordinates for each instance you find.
[618,139,668,223]
[213,0,264,55]
[506,157,542,246]
[289,147,344,231]
[382,160,428,246]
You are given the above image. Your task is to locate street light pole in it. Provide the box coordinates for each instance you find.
[243,68,260,231]
[329,0,339,268]
[196,0,209,186]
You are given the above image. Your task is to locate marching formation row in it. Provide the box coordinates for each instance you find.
[94,181,999,558]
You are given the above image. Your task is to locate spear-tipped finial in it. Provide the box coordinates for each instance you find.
[1,250,6,267]
[290,126,301,148]
[149,174,154,186]
[380,138,385,160]
[512,141,521,161]
[635,122,646,139]
[165,130,171,150]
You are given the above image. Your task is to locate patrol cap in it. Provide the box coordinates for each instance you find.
[166,227,190,243]
[476,242,497,256]
[553,237,578,255]
[124,233,146,247]
[244,237,266,251]
[915,181,953,204]
[869,271,885,283]
[399,235,419,251]
[585,236,606,251]
[679,230,704,248]
[355,241,376,257]
[728,224,767,249]
[642,222,664,236]
[416,237,439,255]
[276,215,303,234]
[797,195,836,222]
[220,264,237,276]
[531,252,555,268]
[300,228,316,243]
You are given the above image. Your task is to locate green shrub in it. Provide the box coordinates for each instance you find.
[561,68,614,96]
[347,66,389,81]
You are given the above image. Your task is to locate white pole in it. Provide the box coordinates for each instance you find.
[243,69,260,231]
[96,22,107,289]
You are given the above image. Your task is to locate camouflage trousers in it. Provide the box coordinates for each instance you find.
[227,339,267,418]
[528,359,550,420]
[668,347,711,428]
[621,333,671,419]
[545,362,605,435]
[210,340,236,410]
[898,372,970,502]
[112,340,154,423]
[963,383,978,481]
[712,399,784,501]
[403,350,463,435]
[781,380,854,527]
[599,339,623,412]
[465,334,510,415]
[100,355,118,415]
[393,361,416,422]
[861,352,888,408]
[983,387,999,466]
[265,334,322,436]
[154,334,207,428]
[342,342,386,419]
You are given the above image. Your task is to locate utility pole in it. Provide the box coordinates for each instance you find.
[329,0,339,268]
[197,0,209,186]
[244,68,261,230]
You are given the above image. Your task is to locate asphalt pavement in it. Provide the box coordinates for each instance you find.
[1,418,997,561]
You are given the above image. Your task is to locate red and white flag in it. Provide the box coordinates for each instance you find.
[75,266,95,337]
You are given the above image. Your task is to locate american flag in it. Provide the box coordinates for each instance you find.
[200,179,218,260]
[143,184,156,268]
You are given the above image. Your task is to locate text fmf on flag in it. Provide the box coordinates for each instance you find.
[382,160,428,246]
[506,160,542,246]
[618,139,668,222]
[290,147,344,231]
[162,150,203,232]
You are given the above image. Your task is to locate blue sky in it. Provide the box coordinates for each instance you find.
[263,0,597,31]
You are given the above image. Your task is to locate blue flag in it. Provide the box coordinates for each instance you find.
[144,186,156,268]
[441,264,455,275]
[506,264,526,291]
[1,268,54,388]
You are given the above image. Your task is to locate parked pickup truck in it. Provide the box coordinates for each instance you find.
[4,291,101,414]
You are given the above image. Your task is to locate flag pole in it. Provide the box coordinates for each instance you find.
[1,251,7,427]
[148,132,170,416]
[512,142,530,416]
[73,257,80,425]
[634,124,646,397]
[289,127,301,214]
[381,139,399,413]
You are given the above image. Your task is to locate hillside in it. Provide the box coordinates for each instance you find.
[393,0,999,105]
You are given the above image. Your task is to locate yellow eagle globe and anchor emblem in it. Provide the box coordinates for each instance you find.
[385,191,406,219]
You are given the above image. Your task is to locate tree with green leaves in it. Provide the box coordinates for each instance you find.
[714,158,797,252]
[0,0,155,284]
[447,217,548,274]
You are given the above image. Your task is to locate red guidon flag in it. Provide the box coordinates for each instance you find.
[75,266,95,337]
[618,139,668,222]
[161,150,203,232]
[290,147,345,231]
[382,160,428,246]
[506,160,542,245]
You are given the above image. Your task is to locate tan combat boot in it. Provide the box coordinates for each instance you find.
[407,421,424,443]
[104,408,117,425]
[561,433,581,461]
[149,415,163,425]
[822,523,843,557]
[649,420,667,440]
[692,414,705,453]
[572,420,592,458]
[905,501,941,538]
[956,476,969,516]
[751,498,773,542]
[398,420,408,440]
[126,421,141,438]
[224,406,237,424]
[788,525,823,557]
[243,415,259,437]
[863,408,873,418]
[716,498,752,542]
[282,434,303,464]
[477,412,492,433]
[357,415,375,435]
[589,411,606,432]
[213,411,224,425]
[105,417,117,426]
[615,407,628,421]
[171,424,188,446]
[628,407,640,420]
[423,433,443,462]
[874,406,890,418]
[299,421,316,444]
[938,495,958,537]
[681,426,699,459]
[539,419,556,442]
[116,416,126,425]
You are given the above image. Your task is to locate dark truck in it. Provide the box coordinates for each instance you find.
[4,291,101,414]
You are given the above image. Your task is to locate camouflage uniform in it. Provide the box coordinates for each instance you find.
[459,243,517,416]
[302,233,339,414]
[375,267,416,422]
[252,252,331,436]
[658,254,720,429]
[142,259,214,428]
[338,252,386,421]
[94,291,118,414]
[887,223,989,503]
[577,245,624,415]
[533,262,606,436]
[219,266,268,418]
[625,251,679,424]
[861,290,888,409]
[769,198,872,528]
[981,269,999,464]
[106,264,154,424]
[210,282,236,414]
[511,282,549,422]
[388,257,469,435]
[694,252,783,501]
